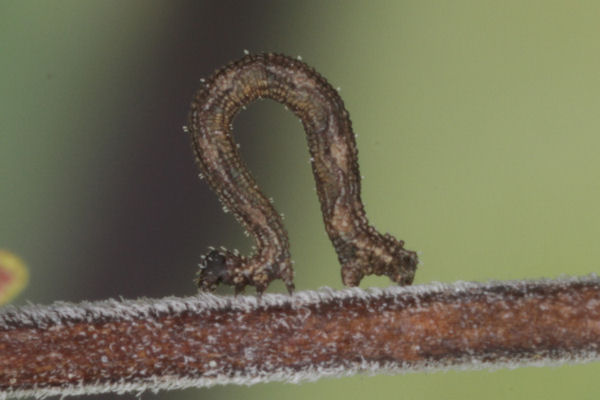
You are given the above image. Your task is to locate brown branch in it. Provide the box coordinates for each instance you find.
[1,276,600,399]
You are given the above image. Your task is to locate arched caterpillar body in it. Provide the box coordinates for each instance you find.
[188,53,417,294]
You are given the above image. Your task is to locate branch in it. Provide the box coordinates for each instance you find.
[1,275,600,399]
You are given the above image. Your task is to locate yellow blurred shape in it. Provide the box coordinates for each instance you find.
[0,250,29,305]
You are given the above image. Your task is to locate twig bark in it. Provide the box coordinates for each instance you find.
[1,276,600,399]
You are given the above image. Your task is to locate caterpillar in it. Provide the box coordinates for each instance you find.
[188,53,417,294]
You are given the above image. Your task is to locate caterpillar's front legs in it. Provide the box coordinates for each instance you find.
[337,232,418,287]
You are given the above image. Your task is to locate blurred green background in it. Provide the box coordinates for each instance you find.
[2,1,600,399]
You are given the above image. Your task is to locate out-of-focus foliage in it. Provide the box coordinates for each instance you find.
[0,250,28,305]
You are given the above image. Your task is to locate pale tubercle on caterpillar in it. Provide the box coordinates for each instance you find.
[187,53,418,294]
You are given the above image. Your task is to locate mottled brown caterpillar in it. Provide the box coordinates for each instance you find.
[188,53,418,294]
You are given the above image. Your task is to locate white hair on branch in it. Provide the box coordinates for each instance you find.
[1,275,600,399]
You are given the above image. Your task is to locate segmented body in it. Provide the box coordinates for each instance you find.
[188,53,417,294]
